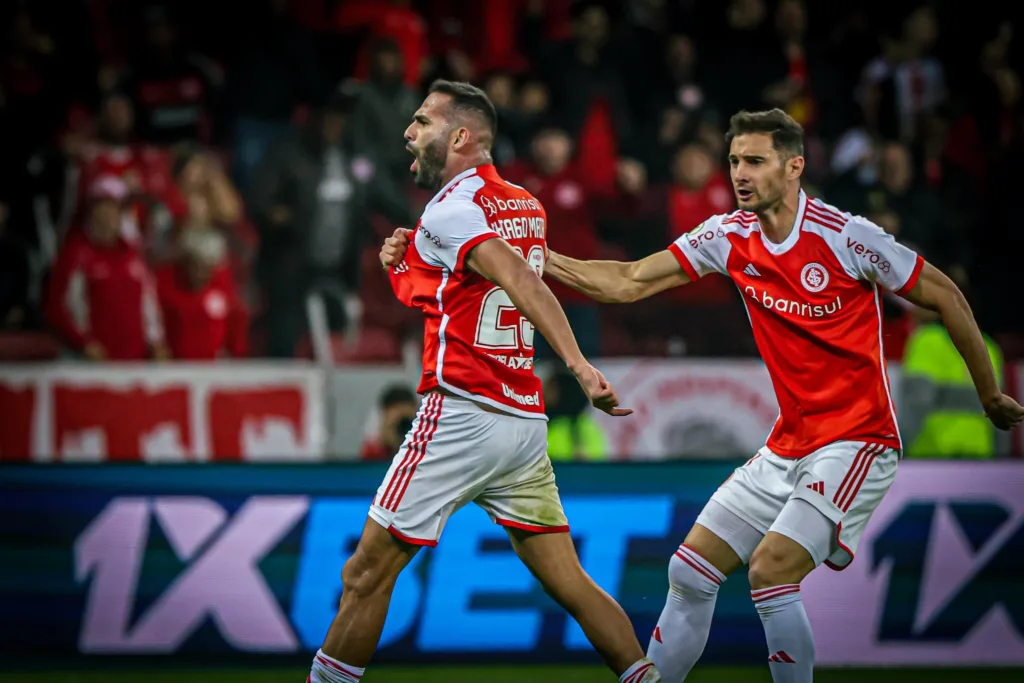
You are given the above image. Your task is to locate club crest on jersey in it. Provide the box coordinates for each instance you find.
[800,262,829,292]
[480,195,498,216]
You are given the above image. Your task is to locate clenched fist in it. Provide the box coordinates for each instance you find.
[380,228,412,268]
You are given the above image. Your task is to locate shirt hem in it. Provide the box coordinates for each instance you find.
[766,434,903,459]
[419,378,549,421]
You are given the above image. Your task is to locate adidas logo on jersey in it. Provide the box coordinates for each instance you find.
[743,264,761,277]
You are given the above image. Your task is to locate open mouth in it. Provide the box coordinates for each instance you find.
[737,188,754,201]
[407,145,418,173]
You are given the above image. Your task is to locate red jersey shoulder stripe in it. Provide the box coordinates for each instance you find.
[722,211,757,227]
[803,201,848,233]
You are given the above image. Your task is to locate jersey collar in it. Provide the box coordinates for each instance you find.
[758,188,807,256]
[425,164,499,211]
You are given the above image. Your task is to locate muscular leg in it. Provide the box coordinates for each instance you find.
[648,521,751,682]
[310,519,420,681]
[748,499,832,683]
[506,528,659,681]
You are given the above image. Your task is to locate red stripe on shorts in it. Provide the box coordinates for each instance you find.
[387,394,444,512]
[836,443,883,512]
[380,393,441,511]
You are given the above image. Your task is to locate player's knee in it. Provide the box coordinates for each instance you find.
[747,543,796,590]
[668,551,719,599]
[340,551,394,600]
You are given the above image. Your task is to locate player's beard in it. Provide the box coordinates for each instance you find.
[413,138,449,191]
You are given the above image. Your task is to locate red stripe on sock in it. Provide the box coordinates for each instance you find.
[315,654,362,679]
[675,549,722,586]
[751,584,800,603]
[624,662,653,683]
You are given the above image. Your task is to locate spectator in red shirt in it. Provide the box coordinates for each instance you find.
[157,227,248,360]
[504,127,601,357]
[46,176,168,361]
[664,143,735,305]
[72,92,189,247]
[666,143,735,240]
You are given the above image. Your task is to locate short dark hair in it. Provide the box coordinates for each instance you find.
[380,385,417,409]
[725,109,805,158]
[428,79,498,142]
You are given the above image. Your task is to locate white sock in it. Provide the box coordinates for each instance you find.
[647,544,724,681]
[752,585,814,683]
[620,656,661,682]
[309,649,364,683]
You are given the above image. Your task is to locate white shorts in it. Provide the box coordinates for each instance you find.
[698,440,899,569]
[369,392,568,546]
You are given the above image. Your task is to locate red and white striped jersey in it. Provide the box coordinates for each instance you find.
[669,190,924,457]
[389,164,549,419]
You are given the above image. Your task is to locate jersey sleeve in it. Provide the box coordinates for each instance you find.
[417,199,500,273]
[842,218,924,294]
[666,215,730,280]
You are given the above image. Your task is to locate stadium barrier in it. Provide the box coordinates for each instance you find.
[2,461,1021,666]
[2,359,1022,461]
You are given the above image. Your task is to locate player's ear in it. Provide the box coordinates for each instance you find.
[787,155,805,180]
[452,126,470,150]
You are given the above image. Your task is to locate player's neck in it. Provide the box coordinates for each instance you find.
[756,189,801,245]
[440,152,493,188]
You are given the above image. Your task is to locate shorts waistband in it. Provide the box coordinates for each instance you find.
[427,388,508,415]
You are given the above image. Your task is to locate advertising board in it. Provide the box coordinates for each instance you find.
[2,462,1021,665]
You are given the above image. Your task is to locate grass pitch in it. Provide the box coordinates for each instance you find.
[4,667,1021,683]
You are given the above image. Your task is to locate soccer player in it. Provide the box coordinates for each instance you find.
[382,108,1024,683]
[541,109,1024,682]
[309,80,661,683]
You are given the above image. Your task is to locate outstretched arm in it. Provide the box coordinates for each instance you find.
[467,238,631,416]
[901,261,1023,430]
[545,249,690,303]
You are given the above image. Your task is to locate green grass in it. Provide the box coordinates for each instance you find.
[4,668,1022,683]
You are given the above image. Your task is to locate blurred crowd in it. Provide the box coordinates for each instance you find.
[1,0,1023,364]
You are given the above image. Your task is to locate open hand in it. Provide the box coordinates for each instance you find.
[571,363,633,417]
[380,228,412,268]
[984,393,1024,431]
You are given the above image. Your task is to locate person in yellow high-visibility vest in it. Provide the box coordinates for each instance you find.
[543,365,610,461]
[900,307,1007,458]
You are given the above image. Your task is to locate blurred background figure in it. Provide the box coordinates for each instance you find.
[348,38,420,199]
[0,200,32,331]
[360,384,420,461]
[900,305,1007,459]
[250,91,400,358]
[543,365,609,461]
[505,127,600,359]
[156,227,247,361]
[44,175,167,361]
